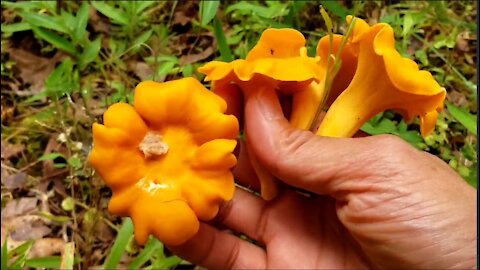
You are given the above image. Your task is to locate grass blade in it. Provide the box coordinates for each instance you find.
[1,238,7,269]
[200,0,220,26]
[128,237,163,269]
[8,240,34,269]
[1,22,31,32]
[446,102,477,135]
[32,26,76,55]
[212,16,233,62]
[60,242,75,270]
[319,0,349,19]
[25,256,62,269]
[103,218,134,270]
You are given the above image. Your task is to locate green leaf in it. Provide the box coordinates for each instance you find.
[1,238,7,270]
[103,218,134,270]
[31,26,76,55]
[132,29,153,50]
[92,2,129,25]
[136,1,157,14]
[128,237,163,269]
[61,11,77,34]
[44,58,80,98]
[21,12,69,33]
[152,256,182,269]
[74,2,90,43]
[402,13,414,38]
[446,102,477,135]
[415,50,429,66]
[38,152,65,161]
[68,156,82,169]
[1,22,31,32]
[199,0,220,26]
[213,17,233,62]
[79,37,102,70]
[25,256,61,268]
[225,2,289,19]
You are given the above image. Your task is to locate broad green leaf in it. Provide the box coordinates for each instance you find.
[21,12,69,33]
[103,218,134,270]
[1,22,31,32]
[31,27,76,55]
[213,17,233,62]
[38,152,65,161]
[128,237,163,269]
[25,256,61,269]
[446,102,477,135]
[199,0,220,26]
[92,2,129,25]
[74,2,90,43]
[79,37,102,70]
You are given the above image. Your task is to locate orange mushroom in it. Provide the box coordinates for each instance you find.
[199,28,323,201]
[89,78,239,245]
[317,16,446,138]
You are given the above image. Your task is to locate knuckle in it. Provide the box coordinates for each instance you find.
[376,134,411,156]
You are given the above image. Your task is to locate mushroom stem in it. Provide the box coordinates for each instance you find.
[139,132,169,158]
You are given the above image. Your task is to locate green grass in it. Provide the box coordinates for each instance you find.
[1,0,477,268]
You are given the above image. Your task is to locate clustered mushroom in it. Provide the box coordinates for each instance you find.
[89,16,445,245]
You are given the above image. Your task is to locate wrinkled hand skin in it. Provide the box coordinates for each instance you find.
[168,88,477,269]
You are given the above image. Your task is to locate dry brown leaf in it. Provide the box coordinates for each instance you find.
[1,197,38,219]
[42,135,69,180]
[9,48,65,93]
[179,46,215,65]
[10,221,51,241]
[89,7,110,33]
[456,31,474,52]
[2,172,28,189]
[173,10,191,26]
[1,140,25,159]
[128,61,154,80]
[29,238,66,258]
[447,90,468,107]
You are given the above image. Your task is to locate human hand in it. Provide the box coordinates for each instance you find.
[169,88,476,269]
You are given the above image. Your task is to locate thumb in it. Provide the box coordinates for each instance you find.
[243,87,412,197]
